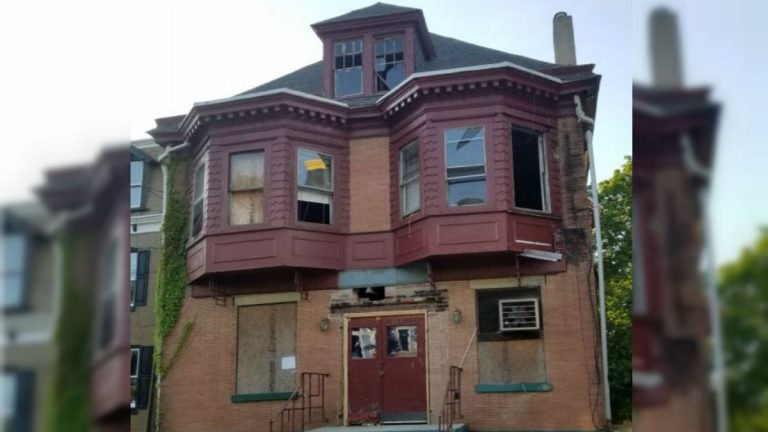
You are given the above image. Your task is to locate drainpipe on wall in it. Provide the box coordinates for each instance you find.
[574,94,612,429]
[680,134,728,432]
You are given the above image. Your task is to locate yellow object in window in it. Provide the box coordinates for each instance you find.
[305,158,327,171]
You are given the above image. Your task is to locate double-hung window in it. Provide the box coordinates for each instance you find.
[375,36,405,92]
[297,150,333,224]
[228,151,265,225]
[130,346,153,412]
[334,40,363,98]
[445,127,487,206]
[399,140,420,216]
[130,160,144,210]
[2,234,26,309]
[191,164,205,237]
[512,128,549,211]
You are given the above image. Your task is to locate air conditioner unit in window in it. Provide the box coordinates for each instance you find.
[499,298,540,331]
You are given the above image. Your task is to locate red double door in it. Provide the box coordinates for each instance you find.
[347,315,427,425]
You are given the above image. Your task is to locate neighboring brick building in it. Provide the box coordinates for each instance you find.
[129,139,165,431]
[147,3,604,431]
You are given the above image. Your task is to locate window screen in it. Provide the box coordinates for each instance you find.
[297,149,333,224]
[445,127,486,206]
[375,37,405,92]
[512,128,548,211]
[399,140,420,216]
[229,151,265,225]
[334,40,363,97]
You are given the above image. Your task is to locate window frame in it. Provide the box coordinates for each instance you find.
[498,298,541,332]
[444,126,488,207]
[512,127,551,213]
[130,348,140,380]
[227,150,266,226]
[130,251,137,308]
[296,148,334,225]
[190,161,207,239]
[333,38,364,98]
[130,160,145,210]
[2,233,27,311]
[399,139,421,217]
[374,35,405,93]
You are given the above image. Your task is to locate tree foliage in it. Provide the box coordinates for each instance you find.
[719,228,768,431]
[597,156,632,423]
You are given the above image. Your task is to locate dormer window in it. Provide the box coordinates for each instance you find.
[375,36,405,92]
[334,40,363,98]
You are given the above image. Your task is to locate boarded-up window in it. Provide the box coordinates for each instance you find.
[476,287,546,384]
[236,303,297,394]
[229,151,265,225]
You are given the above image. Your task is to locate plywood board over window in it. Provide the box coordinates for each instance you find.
[236,303,297,394]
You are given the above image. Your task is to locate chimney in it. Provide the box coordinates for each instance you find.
[650,8,684,88]
[553,12,577,65]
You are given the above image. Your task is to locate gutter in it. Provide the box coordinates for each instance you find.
[574,94,613,428]
[158,141,189,218]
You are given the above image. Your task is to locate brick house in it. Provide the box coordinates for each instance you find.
[147,3,604,431]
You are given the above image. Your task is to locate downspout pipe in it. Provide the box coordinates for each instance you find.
[574,94,612,428]
[157,142,189,220]
[680,134,728,432]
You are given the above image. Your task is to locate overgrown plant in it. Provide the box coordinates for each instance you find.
[44,234,92,432]
[153,160,190,430]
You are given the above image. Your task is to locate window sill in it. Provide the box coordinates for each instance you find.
[475,382,552,393]
[231,392,294,403]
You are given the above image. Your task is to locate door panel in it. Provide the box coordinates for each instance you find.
[348,319,382,424]
[380,315,427,423]
[347,315,427,425]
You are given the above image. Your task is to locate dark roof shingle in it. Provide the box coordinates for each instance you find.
[313,2,420,26]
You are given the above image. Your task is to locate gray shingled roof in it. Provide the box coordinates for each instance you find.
[313,2,420,26]
[237,33,573,102]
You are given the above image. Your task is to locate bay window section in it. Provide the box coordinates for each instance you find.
[191,164,205,237]
[334,39,363,98]
[297,150,333,224]
[228,151,265,225]
[445,127,487,206]
[375,36,405,92]
[399,140,420,216]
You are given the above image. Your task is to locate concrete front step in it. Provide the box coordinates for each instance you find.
[310,425,468,432]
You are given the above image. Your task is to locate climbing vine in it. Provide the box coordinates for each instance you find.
[153,160,191,430]
[44,234,91,432]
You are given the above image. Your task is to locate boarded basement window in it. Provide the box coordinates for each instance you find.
[229,151,265,225]
[236,303,297,394]
[512,128,548,211]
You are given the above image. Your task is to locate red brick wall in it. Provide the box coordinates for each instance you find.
[349,137,391,233]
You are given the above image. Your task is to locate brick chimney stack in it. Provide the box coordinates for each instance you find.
[553,12,577,65]
[650,8,684,88]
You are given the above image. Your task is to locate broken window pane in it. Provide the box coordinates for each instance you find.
[445,127,486,206]
[387,326,418,358]
[298,149,333,224]
[334,39,363,97]
[512,128,547,211]
[375,36,405,92]
[351,327,377,359]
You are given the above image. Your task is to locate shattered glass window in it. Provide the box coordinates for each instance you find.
[375,36,405,92]
[387,325,417,358]
[351,327,377,359]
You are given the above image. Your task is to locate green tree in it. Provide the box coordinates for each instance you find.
[719,228,768,431]
[597,156,632,423]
